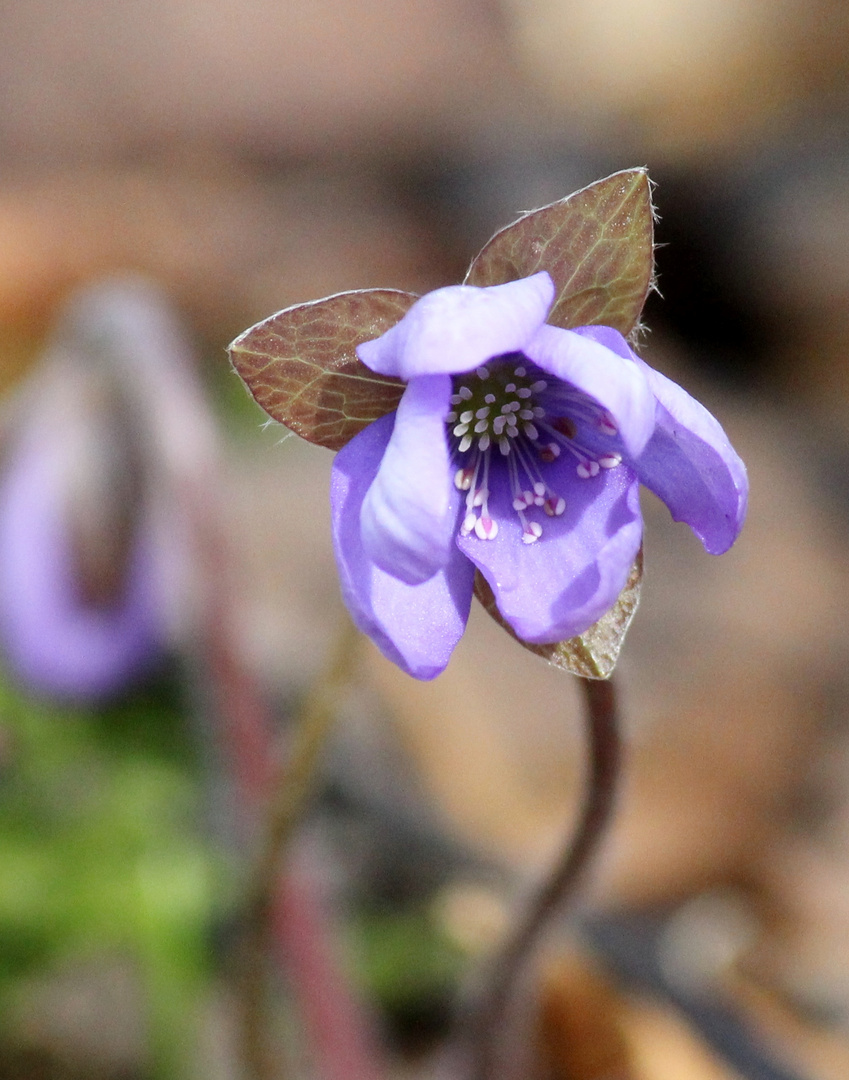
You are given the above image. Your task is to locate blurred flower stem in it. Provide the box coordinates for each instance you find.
[469,676,621,1080]
[239,616,362,1080]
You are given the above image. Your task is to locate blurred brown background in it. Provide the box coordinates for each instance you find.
[1,1,849,1078]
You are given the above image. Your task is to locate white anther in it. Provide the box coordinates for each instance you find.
[474,419,488,433]
[577,460,600,479]
[519,409,535,420]
[599,453,622,469]
[545,496,566,517]
[530,380,547,393]
[459,386,473,400]
[598,413,618,435]
[523,422,539,440]
[505,383,516,393]
[532,406,546,418]
[453,423,469,437]
[454,468,473,490]
[507,401,522,412]
[522,521,543,544]
[461,512,477,536]
[474,516,498,540]
[478,433,491,452]
[513,495,527,511]
[458,434,473,453]
[493,415,507,435]
[476,366,490,379]
[484,393,496,404]
[475,406,490,419]
[473,488,485,507]
[460,410,474,424]
[499,437,511,455]
[514,366,526,377]
[533,482,546,497]
[450,394,463,405]
[446,411,458,423]
[517,387,532,398]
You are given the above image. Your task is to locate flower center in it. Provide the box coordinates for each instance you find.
[445,355,622,544]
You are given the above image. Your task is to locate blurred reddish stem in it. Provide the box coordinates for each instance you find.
[183,410,382,1080]
[231,616,369,1080]
[273,869,385,1080]
[468,677,621,1080]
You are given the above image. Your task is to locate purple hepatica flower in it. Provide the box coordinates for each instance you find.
[330,271,747,680]
[0,423,164,703]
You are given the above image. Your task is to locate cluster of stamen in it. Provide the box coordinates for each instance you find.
[446,359,623,544]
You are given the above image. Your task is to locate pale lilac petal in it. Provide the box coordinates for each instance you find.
[360,375,454,585]
[525,324,655,457]
[573,326,748,552]
[571,323,635,361]
[332,414,475,679]
[357,273,555,379]
[457,459,642,643]
[630,362,748,554]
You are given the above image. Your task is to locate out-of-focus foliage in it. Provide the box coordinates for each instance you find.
[0,671,220,1075]
[347,904,465,1038]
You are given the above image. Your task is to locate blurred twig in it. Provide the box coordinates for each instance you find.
[238,616,363,1080]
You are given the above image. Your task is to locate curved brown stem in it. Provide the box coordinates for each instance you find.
[468,676,622,1080]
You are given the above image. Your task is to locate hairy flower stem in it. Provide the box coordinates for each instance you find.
[469,676,621,1080]
[239,617,362,1080]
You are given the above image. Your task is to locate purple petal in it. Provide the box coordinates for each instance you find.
[525,324,655,458]
[360,375,454,585]
[574,326,748,554]
[633,360,748,554]
[457,458,642,643]
[571,323,636,361]
[331,414,475,679]
[356,273,555,380]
